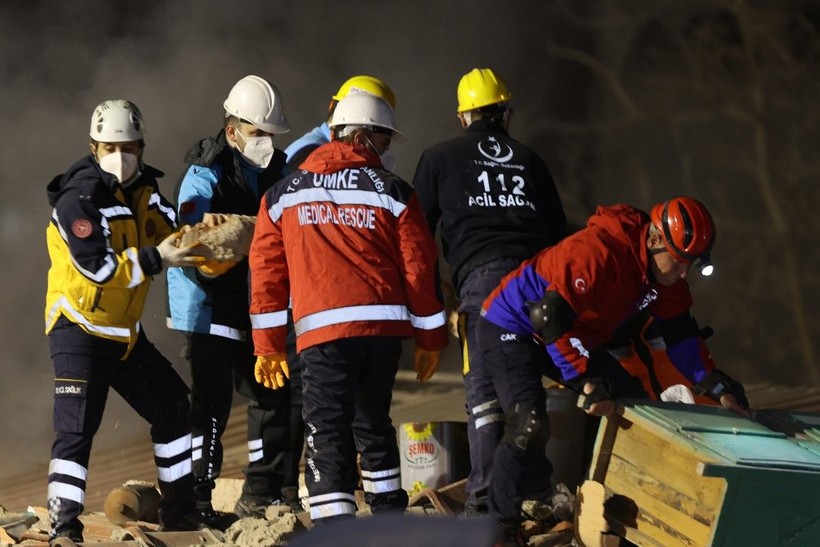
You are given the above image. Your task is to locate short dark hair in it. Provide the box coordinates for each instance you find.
[471,102,509,124]
[224,114,242,129]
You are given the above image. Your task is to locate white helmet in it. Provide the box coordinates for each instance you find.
[89,100,145,142]
[223,75,290,134]
[329,93,403,137]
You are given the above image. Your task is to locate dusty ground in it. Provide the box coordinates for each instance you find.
[0,475,574,547]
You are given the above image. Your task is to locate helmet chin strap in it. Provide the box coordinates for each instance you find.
[362,134,381,157]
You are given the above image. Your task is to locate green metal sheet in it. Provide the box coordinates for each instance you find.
[630,401,783,437]
[627,401,820,472]
[695,432,820,471]
[616,401,820,545]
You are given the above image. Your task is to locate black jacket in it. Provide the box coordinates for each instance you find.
[166,131,287,336]
[412,118,566,288]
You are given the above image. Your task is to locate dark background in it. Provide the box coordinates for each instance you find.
[1,1,817,482]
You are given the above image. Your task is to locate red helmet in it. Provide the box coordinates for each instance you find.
[650,196,716,265]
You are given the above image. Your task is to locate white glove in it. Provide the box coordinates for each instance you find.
[156,232,206,268]
[660,384,696,404]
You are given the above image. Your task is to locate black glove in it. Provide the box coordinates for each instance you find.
[694,369,749,409]
[569,376,613,411]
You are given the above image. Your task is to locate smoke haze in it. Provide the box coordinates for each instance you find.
[0,0,574,481]
[2,0,818,483]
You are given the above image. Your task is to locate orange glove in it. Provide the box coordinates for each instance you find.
[254,352,290,390]
[414,347,440,383]
[198,259,239,277]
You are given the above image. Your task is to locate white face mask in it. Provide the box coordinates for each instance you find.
[364,134,396,171]
[98,152,139,183]
[234,130,274,168]
[379,149,397,171]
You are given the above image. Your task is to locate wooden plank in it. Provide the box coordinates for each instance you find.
[574,481,621,547]
[580,479,700,547]
[588,413,622,484]
[607,418,725,508]
[607,457,716,526]
[605,459,713,546]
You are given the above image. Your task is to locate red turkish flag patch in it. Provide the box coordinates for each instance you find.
[180,201,196,215]
[71,219,93,239]
[573,276,589,294]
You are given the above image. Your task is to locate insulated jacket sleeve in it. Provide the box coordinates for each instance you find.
[173,164,217,286]
[395,193,448,351]
[410,150,441,235]
[176,165,217,225]
[55,184,161,286]
[540,266,598,383]
[529,236,609,383]
[248,191,290,355]
[651,281,716,384]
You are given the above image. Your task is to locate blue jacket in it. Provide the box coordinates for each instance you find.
[283,123,331,171]
[166,130,287,339]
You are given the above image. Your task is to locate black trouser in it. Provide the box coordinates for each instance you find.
[48,328,194,539]
[186,331,299,504]
[476,317,553,525]
[300,336,408,524]
[457,257,526,509]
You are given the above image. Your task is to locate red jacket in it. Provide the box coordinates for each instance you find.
[482,204,714,383]
[249,141,448,354]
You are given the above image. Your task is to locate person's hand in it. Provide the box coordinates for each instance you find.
[580,381,616,416]
[157,231,206,267]
[254,353,290,389]
[414,347,440,383]
[720,393,752,417]
[198,259,239,278]
[447,310,460,340]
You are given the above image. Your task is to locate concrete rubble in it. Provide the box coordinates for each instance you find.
[0,477,576,547]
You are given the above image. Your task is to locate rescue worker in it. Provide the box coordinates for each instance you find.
[166,75,301,523]
[478,196,749,544]
[412,67,567,516]
[44,100,205,543]
[283,74,396,171]
[277,76,397,499]
[248,93,448,524]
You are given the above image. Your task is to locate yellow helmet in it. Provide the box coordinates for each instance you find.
[456,68,511,113]
[332,75,396,109]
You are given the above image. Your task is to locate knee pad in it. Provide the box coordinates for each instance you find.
[501,399,549,453]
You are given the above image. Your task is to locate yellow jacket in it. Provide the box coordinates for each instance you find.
[45,156,176,354]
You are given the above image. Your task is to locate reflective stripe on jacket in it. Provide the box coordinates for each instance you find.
[249,140,448,354]
[45,155,175,353]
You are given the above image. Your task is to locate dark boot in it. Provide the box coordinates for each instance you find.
[281,486,303,512]
[234,495,288,519]
[192,477,238,531]
[197,507,239,531]
[365,489,408,513]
